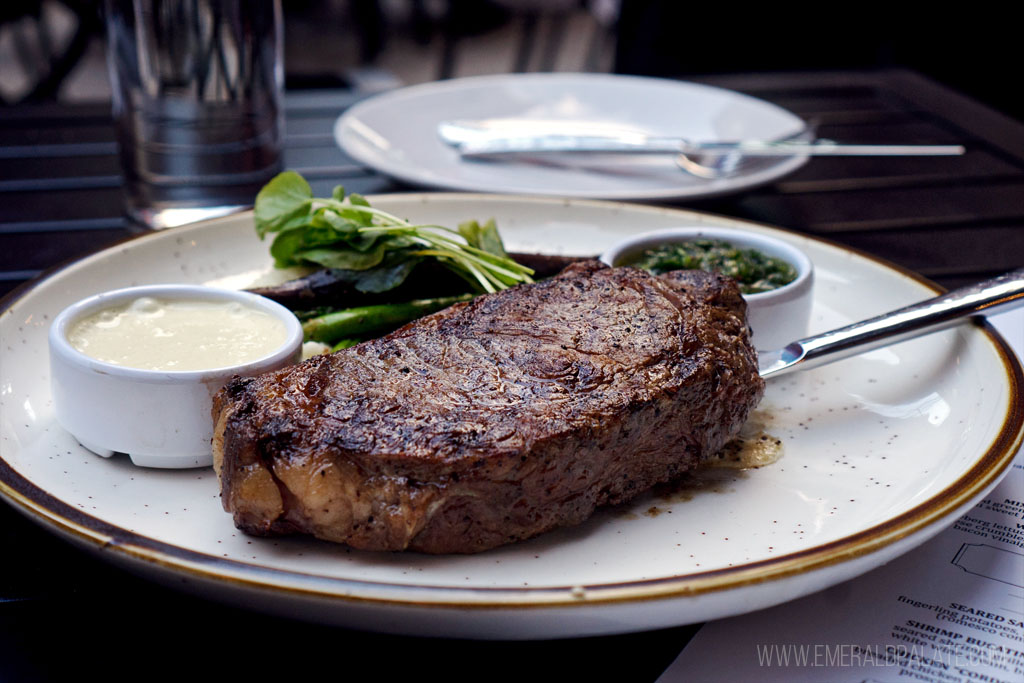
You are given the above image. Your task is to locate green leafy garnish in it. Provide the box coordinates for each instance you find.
[254,171,533,294]
[253,171,315,236]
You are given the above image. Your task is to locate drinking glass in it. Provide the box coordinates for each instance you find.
[104,0,284,229]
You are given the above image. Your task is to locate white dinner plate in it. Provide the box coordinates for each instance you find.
[334,73,809,200]
[1,195,1021,640]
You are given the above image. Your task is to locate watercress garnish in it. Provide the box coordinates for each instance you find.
[254,171,533,294]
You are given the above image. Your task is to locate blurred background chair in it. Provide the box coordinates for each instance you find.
[0,0,102,104]
[281,0,617,90]
[1,0,1018,123]
[0,0,619,101]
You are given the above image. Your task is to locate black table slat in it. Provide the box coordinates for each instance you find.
[733,180,1024,233]
[282,89,368,115]
[0,138,360,187]
[0,153,122,181]
[776,151,1020,191]
[835,223,1024,279]
[283,145,365,171]
[308,174,402,198]
[0,101,111,122]
[813,119,974,145]
[739,87,899,116]
[0,186,125,223]
[284,115,346,138]
[0,173,121,193]
[0,121,115,147]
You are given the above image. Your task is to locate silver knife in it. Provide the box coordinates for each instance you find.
[438,119,965,158]
[759,268,1024,378]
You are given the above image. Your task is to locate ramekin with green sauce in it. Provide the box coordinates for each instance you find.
[600,227,814,351]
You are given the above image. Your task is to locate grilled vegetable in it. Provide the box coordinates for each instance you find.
[301,295,473,344]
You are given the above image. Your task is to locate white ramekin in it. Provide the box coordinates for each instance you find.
[600,226,814,351]
[49,284,303,469]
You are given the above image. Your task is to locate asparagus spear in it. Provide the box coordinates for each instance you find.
[302,294,474,344]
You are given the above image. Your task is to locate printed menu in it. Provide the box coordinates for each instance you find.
[659,308,1024,683]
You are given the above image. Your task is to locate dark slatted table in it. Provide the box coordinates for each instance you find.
[1,68,1022,682]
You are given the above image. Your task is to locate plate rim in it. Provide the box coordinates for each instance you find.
[333,72,810,200]
[2,194,1022,611]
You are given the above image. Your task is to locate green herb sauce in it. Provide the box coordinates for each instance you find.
[628,239,797,294]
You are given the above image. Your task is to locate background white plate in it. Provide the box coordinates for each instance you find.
[1,195,1021,640]
[334,73,809,200]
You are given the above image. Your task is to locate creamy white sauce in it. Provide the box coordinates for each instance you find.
[67,296,288,371]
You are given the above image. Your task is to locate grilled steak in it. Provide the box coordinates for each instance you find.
[212,261,764,553]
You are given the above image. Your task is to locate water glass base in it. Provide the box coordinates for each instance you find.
[127,204,252,230]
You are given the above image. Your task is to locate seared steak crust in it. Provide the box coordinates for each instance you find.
[213,261,764,553]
